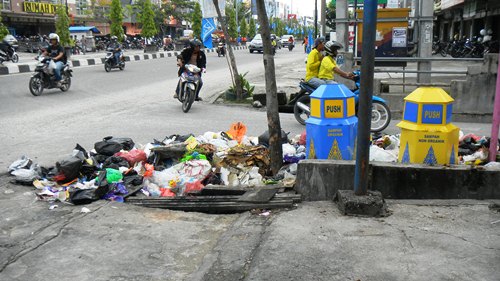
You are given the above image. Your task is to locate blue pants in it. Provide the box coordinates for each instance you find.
[307,78,326,89]
[53,61,65,81]
[114,51,122,64]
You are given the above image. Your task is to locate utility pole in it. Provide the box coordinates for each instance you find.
[354,0,377,196]
[417,0,433,83]
[336,0,349,48]
[320,0,326,37]
[314,0,318,38]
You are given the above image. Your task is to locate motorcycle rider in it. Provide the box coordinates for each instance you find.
[107,36,122,66]
[305,37,326,88]
[42,33,66,87]
[318,41,354,83]
[174,39,206,101]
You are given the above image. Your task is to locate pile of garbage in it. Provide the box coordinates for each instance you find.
[7,123,306,205]
[369,132,500,168]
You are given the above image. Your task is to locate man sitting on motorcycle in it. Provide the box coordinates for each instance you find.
[42,33,67,87]
[305,37,326,88]
[107,36,122,65]
[174,39,206,101]
[318,41,354,83]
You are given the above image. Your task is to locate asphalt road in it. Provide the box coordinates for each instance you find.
[0,48,306,167]
[0,48,493,167]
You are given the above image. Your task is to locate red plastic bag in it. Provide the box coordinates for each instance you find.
[160,188,176,197]
[226,122,247,144]
[115,149,147,166]
[184,181,204,194]
[299,131,306,145]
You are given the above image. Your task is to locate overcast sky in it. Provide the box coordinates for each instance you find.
[294,0,322,18]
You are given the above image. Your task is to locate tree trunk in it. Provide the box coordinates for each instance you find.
[255,0,283,175]
[212,0,244,100]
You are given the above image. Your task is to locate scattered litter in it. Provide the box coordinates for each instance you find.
[80,207,91,213]
[49,205,58,210]
[4,189,14,194]
[259,211,271,217]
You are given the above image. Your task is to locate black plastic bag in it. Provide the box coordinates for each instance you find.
[69,189,97,205]
[104,136,135,151]
[258,130,289,147]
[94,170,110,199]
[56,156,83,182]
[103,156,130,169]
[94,141,123,156]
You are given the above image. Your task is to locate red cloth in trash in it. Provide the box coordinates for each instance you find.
[115,149,147,166]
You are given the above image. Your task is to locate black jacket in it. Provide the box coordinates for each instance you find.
[177,47,206,76]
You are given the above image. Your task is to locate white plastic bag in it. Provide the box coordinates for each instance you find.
[369,146,398,162]
[48,60,57,74]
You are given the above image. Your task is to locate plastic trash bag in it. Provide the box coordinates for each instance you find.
[369,146,398,162]
[103,156,130,169]
[11,164,41,184]
[151,168,180,187]
[282,143,297,157]
[105,136,135,150]
[179,160,212,181]
[258,130,289,147]
[56,156,83,183]
[94,141,123,156]
[106,168,123,183]
[69,189,97,205]
[227,122,247,144]
[115,149,148,167]
[484,162,500,170]
[8,156,33,173]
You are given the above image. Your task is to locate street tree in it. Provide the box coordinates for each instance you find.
[163,0,194,23]
[139,0,157,39]
[326,1,336,31]
[0,14,9,39]
[110,0,124,41]
[226,6,238,40]
[55,5,71,47]
[248,17,256,39]
[240,18,248,39]
[212,0,244,100]
[192,2,202,40]
[255,0,283,175]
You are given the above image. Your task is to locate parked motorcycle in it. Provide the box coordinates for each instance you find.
[432,36,447,57]
[216,42,226,57]
[164,43,175,51]
[0,43,19,64]
[177,64,201,113]
[292,70,391,133]
[29,57,72,96]
[104,48,125,72]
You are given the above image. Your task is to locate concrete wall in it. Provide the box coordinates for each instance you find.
[295,160,500,201]
[450,54,498,123]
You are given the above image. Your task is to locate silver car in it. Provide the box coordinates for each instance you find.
[249,34,263,53]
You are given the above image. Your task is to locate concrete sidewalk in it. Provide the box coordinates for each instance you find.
[0,46,248,75]
[1,175,499,281]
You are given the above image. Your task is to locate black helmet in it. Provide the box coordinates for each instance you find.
[190,39,202,48]
[324,41,343,55]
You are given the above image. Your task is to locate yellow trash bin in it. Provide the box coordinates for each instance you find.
[397,87,459,165]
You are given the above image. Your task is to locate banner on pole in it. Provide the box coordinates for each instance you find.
[201,0,225,18]
[202,18,216,49]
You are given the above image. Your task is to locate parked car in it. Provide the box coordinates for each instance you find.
[249,34,263,53]
[281,35,295,48]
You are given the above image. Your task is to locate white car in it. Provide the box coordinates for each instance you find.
[281,35,295,48]
[249,34,263,53]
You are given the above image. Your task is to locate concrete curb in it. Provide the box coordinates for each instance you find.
[295,160,500,201]
[0,46,248,75]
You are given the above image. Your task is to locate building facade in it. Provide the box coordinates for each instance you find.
[434,0,500,41]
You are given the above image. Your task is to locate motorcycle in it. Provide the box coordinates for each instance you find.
[164,43,175,51]
[0,43,19,64]
[104,48,125,72]
[292,70,391,133]
[29,57,72,96]
[216,42,226,57]
[177,64,201,113]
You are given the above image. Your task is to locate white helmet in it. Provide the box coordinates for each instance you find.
[48,33,59,42]
[480,29,486,36]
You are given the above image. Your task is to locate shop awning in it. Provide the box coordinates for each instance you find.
[69,26,101,33]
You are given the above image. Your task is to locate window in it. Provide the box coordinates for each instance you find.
[76,0,88,15]
[1,0,10,11]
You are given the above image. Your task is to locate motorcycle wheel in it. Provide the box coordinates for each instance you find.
[29,76,44,96]
[60,74,71,92]
[294,95,310,125]
[104,61,111,72]
[371,100,391,133]
[440,49,447,57]
[119,62,125,70]
[11,54,19,63]
[182,87,195,113]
